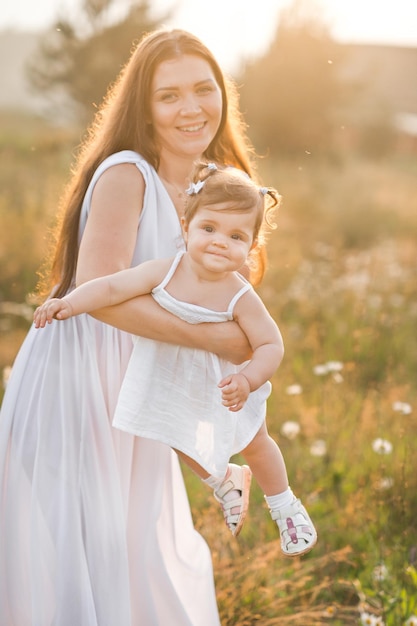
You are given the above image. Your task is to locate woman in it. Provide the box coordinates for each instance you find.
[0,28,259,625]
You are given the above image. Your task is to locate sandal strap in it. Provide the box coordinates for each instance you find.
[214,477,238,501]
[214,464,252,537]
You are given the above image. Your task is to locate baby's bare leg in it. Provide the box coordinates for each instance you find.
[175,449,210,479]
[241,421,289,496]
[242,423,317,556]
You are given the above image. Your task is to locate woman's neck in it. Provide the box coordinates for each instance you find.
[158,157,196,217]
[157,152,197,190]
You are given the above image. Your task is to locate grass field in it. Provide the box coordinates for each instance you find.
[1,113,417,624]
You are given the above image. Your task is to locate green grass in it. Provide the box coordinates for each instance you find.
[1,114,417,624]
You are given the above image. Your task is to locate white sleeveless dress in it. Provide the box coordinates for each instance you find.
[113,250,272,478]
[0,151,220,626]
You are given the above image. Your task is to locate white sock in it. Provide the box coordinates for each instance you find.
[203,474,224,490]
[265,487,294,511]
[203,465,240,502]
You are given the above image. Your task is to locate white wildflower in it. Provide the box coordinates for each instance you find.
[374,477,394,491]
[280,421,300,440]
[372,563,388,581]
[326,361,343,372]
[372,438,393,455]
[313,361,343,376]
[360,612,384,625]
[405,616,417,626]
[392,401,412,415]
[359,612,374,625]
[286,384,303,395]
[310,439,327,457]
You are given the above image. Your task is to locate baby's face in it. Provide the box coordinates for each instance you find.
[182,204,256,275]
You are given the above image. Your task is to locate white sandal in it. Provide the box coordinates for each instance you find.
[214,464,252,537]
[268,497,317,557]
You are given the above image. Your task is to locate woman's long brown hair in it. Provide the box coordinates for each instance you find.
[38,28,261,298]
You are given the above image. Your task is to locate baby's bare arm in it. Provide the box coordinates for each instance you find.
[231,290,284,390]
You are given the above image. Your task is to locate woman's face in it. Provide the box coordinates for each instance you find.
[150,54,223,162]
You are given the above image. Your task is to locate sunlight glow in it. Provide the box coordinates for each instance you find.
[1,0,417,73]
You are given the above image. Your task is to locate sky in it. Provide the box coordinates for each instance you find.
[1,0,417,72]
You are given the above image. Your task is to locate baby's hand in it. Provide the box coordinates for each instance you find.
[33,298,74,328]
[218,373,251,412]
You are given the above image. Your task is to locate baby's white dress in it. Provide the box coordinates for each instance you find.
[113,250,272,478]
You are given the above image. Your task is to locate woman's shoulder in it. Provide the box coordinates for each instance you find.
[100,150,148,168]
[91,161,145,203]
[94,151,155,180]
[92,151,156,189]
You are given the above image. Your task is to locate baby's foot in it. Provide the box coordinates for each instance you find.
[268,497,317,556]
[213,463,252,537]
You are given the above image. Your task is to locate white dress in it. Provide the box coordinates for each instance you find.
[113,250,272,478]
[0,151,221,626]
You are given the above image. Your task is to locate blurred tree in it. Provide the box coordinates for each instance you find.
[239,0,353,156]
[26,0,169,125]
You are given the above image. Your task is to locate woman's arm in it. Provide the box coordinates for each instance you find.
[93,296,252,364]
[76,163,144,284]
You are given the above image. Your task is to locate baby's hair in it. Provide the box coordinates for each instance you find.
[184,162,281,283]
